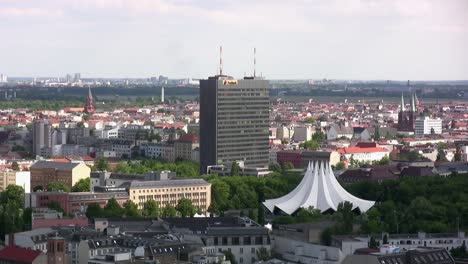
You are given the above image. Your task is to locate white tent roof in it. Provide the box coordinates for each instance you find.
[263,160,375,215]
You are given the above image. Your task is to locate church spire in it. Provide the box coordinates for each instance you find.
[400,93,405,112]
[411,93,416,112]
[84,87,95,114]
[88,86,93,99]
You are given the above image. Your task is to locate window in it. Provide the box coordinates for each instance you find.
[240,248,243,254]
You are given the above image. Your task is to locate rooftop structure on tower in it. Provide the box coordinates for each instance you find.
[263,161,375,215]
[84,87,95,114]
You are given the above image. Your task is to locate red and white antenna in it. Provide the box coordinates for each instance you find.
[219,46,223,76]
[254,47,257,78]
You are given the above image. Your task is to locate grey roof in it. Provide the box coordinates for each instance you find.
[206,227,268,236]
[31,160,81,170]
[129,179,210,189]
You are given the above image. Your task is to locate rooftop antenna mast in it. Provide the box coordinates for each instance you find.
[254,47,257,78]
[219,46,223,76]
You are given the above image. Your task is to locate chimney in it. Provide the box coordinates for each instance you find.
[8,233,14,247]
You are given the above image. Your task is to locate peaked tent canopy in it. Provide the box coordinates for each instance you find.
[263,161,375,215]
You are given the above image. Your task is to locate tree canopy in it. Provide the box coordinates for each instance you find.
[47,181,70,192]
[72,178,90,192]
[175,198,197,218]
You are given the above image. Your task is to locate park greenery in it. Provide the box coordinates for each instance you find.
[85,197,196,219]
[109,159,199,178]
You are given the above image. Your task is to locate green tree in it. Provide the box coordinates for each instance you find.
[208,177,231,214]
[11,161,19,171]
[47,181,70,192]
[72,178,90,192]
[230,161,241,176]
[372,155,390,165]
[103,197,123,217]
[295,207,322,223]
[123,200,141,217]
[223,250,238,264]
[86,203,103,218]
[299,140,319,151]
[256,247,271,261]
[272,215,295,226]
[335,162,346,170]
[275,115,282,123]
[334,201,355,234]
[94,158,110,171]
[0,185,25,237]
[320,227,333,246]
[361,208,382,234]
[373,126,380,140]
[142,200,160,217]
[369,236,379,249]
[161,204,177,218]
[282,162,295,171]
[48,201,65,215]
[23,207,32,231]
[312,131,326,143]
[268,163,282,173]
[304,117,316,124]
[383,234,389,244]
[175,198,197,218]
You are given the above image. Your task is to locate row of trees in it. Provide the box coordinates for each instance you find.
[85,197,199,219]
[348,173,468,234]
[93,158,199,178]
[35,178,90,193]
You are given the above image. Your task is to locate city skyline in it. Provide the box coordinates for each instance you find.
[1,0,467,80]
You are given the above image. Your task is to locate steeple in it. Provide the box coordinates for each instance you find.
[400,93,405,112]
[411,93,416,112]
[84,87,95,114]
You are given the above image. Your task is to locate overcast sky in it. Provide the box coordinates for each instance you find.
[1,0,467,80]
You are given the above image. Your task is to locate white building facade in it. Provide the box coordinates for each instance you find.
[415,117,442,136]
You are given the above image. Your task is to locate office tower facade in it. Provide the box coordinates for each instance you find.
[199,75,269,174]
[32,120,52,157]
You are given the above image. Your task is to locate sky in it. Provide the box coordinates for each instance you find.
[0,0,467,80]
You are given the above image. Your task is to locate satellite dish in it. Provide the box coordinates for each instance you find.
[134,246,145,258]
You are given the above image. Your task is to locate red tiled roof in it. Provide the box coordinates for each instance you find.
[178,134,199,143]
[0,246,42,263]
[337,147,389,154]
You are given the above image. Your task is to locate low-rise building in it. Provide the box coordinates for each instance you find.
[30,161,91,191]
[338,146,390,163]
[174,134,199,161]
[342,246,454,264]
[166,216,270,264]
[31,191,129,215]
[128,179,211,214]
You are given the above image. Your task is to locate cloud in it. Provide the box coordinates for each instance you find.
[0,7,63,18]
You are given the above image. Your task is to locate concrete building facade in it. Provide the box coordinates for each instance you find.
[199,76,269,174]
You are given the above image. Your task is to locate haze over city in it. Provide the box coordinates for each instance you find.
[1,0,468,80]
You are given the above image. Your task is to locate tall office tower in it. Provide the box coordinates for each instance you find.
[199,75,270,174]
[74,73,81,82]
[32,120,52,156]
[161,86,165,103]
